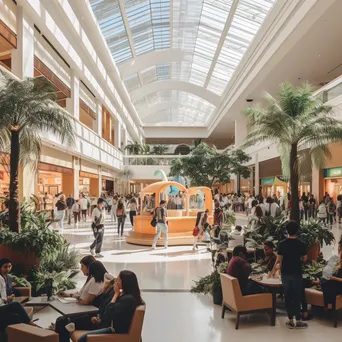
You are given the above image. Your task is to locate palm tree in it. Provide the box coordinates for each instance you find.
[119,167,134,194]
[124,140,142,155]
[152,144,168,155]
[0,70,75,232]
[243,82,342,223]
[141,143,151,154]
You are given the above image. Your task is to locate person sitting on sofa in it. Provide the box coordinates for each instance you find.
[260,242,277,272]
[0,258,20,301]
[77,270,145,342]
[55,273,115,342]
[57,256,105,305]
[227,246,265,296]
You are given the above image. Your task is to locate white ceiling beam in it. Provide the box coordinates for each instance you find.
[130,80,221,105]
[139,102,209,119]
[117,0,144,87]
[118,49,193,79]
[170,0,173,81]
[203,0,239,88]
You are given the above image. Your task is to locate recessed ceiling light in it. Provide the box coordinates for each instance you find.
[318,54,321,57]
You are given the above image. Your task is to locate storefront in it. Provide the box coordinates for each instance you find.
[324,167,342,200]
[79,171,99,198]
[260,176,288,198]
[37,163,73,210]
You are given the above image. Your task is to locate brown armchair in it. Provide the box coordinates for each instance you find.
[305,288,342,327]
[220,273,274,329]
[15,286,32,298]
[7,324,59,342]
[70,305,146,342]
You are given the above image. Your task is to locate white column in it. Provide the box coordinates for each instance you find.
[95,100,102,136]
[234,115,248,147]
[66,70,80,120]
[312,166,320,200]
[122,128,128,154]
[73,157,80,199]
[11,5,34,79]
[98,165,102,197]
[254,153,260,195]
[22,165,37,200]
[115,122,122,149]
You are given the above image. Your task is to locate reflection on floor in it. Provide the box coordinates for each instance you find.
[43,216,342,341]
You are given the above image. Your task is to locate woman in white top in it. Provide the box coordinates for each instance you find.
[228,225,245,249]
[58,255,104,305]
[128,198,137,226]
[317,200,328,224]
[111,197,118,222]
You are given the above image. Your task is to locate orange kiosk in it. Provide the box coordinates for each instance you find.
[126,181,213,246]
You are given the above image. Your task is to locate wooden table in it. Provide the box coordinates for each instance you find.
[26,297,98,317]
[14,296,29,304]
[252,275,283,323]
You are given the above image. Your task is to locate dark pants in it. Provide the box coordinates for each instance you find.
[0,302,31,332]
[90,226,104,253]
[81,210,87,221]
[55,314,101,342]
[129,211,136,226]
[118,217,125,235]
[321,280,342,309]
[244,279,266,296]
[282,274,303,320]
[73,212,80,224]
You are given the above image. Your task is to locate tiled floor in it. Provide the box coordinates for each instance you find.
[36,216,342,341]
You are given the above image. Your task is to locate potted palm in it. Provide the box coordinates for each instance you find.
[0,69,75,232]
[243,82,342,223]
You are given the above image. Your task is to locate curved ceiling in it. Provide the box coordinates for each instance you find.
[90,0,277,126]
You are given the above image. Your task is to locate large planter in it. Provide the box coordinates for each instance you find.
[307,241,320,262]
[0,244,39,274]
[212,283,223,305]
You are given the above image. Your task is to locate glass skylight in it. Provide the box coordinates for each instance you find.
[90,0,277,125]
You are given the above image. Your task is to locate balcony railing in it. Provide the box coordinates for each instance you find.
[124,155,188,166]
[314,74,342,103]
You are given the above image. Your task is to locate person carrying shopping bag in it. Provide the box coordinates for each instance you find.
[193,209,209,250]
[152,200,168,249]
[90,198,106,258]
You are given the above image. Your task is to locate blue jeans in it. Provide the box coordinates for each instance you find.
[78,328,113,342]
[282,274,303,320]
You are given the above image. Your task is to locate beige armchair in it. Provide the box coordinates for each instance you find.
[305,288,342,327]
[71,305,146,342]
[220,273,274,329]
[7,324,59,342]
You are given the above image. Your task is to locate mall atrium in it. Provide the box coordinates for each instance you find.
[1,0,342,341]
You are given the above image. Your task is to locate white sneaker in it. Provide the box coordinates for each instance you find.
[95,253,104,258]
[65,323,75,332]
[90,248,95,256]
[152,245,156,250]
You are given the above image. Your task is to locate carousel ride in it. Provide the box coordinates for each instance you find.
[126,171,213,246]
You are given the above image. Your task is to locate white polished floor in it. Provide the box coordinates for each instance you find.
[41,216,342,341]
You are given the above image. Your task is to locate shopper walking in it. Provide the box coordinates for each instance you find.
[90,198,106,258]
[193,209,209,250]
[128,198,137,227]
[80,195,88,222]
[317,201,328,224]
[66,194,75,225]
[111,196,118,222]
[271,221,308,329]
[55,195,67,230]
[116,200,126,236]
[152,200,168,249]
[71,199,81,225]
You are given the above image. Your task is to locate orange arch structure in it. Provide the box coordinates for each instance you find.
[126,181,213,246]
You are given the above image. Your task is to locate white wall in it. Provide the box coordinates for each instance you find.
[129,165,171,180]
[0,0,17,33]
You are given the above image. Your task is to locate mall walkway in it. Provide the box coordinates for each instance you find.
[34,217,342,342]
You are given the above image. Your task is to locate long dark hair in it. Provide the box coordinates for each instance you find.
[117,201,124,210]
[89,261,107,283]
[119,270,144,305]
[80,255,96,283]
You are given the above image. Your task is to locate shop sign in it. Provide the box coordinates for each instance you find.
[324,167,342,178]
[261,177,274,185]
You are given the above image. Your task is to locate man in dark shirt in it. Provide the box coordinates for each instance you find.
[227,246,264,296]
[66,194,75,225]
[272,221,308,329]
[308,194,316,219]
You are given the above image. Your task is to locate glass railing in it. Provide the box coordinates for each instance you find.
[124,155,188,166]
[315,75,342,103]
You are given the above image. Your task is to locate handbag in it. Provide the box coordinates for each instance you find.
[150,216,157,227]
[193,226,199,237]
